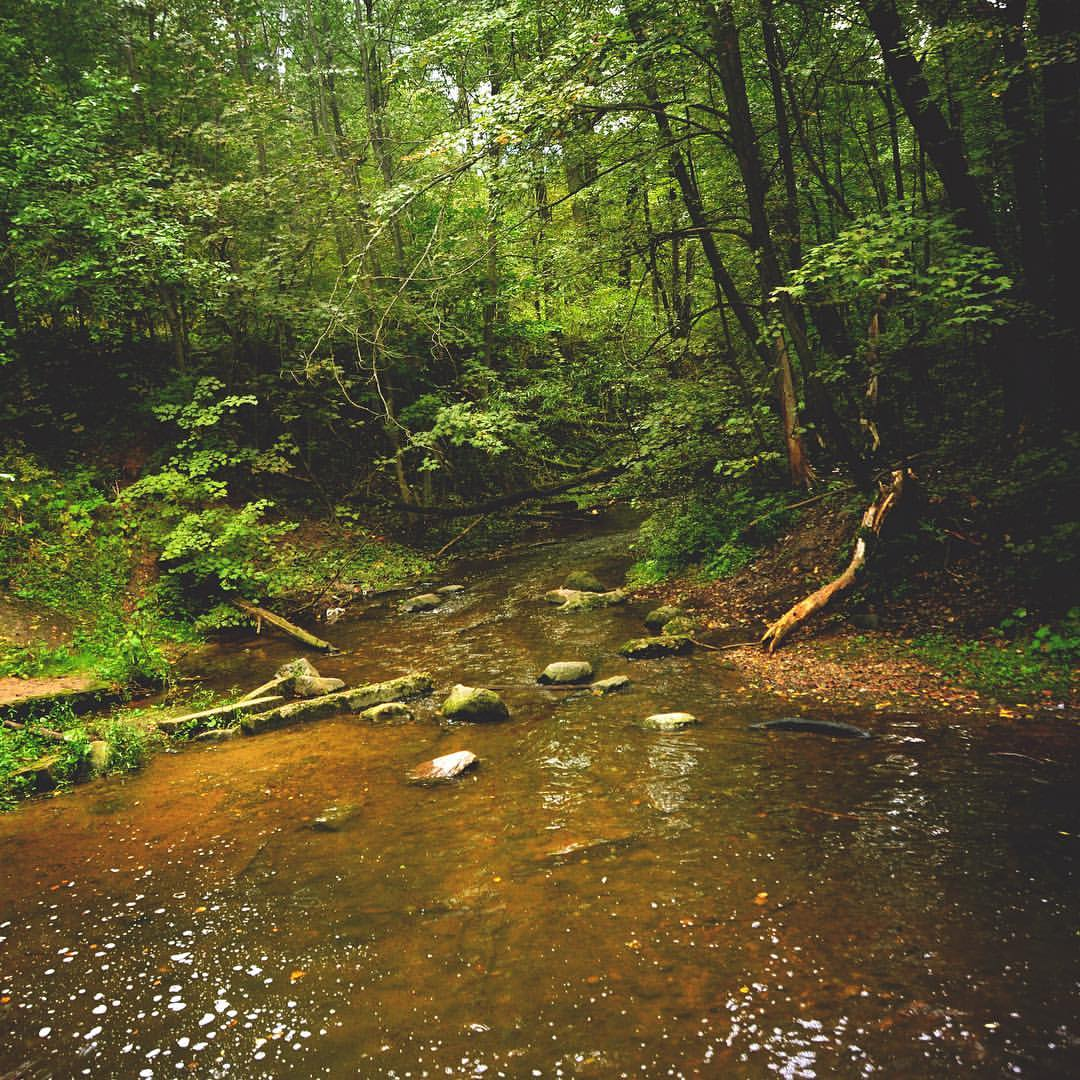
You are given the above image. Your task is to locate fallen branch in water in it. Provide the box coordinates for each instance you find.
[232,599,337,653]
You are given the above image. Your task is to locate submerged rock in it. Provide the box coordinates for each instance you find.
[409,750,479,784]
[292,675,346,698]
[563,570,606,593]
[618,635,692,660]
[401,593,441,613]
[311,802,362,831]
[590,675,631,695]
[644,605,684,632]
[538,661,594,685]
[441,684,510,722]
[641,712,698,731]
[751,717,872,739]
[356,701,413,723]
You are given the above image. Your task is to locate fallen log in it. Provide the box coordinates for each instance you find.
[156,695,284,736]
[760,468,910,653]
[231,599,337,653]
[241,671,433,735]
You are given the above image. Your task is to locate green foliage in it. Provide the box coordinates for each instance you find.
[122,378,297,603]
[628,489,795,585]
[910,608,1080,701]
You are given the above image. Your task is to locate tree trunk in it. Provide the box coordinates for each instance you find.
[760,468,908,652]
[864,0,995,250]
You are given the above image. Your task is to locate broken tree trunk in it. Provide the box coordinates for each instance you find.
[760,468,910,652]
[231,599,337,653]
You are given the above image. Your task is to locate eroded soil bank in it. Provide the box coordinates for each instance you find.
[1,516,1078,1077]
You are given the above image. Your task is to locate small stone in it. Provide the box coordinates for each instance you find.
[356,701,413,723]
[436,585,466,595]
[401,593,441,613]
[276,657,320,680]
[538,661,594,685]
[441,684,510,722]
[590,675,631,695]
[563,571,606,593]
[409,750,479,784]
[641,712,698,731]
[618,635,693,660]
[644,605,684,632]
[292,675,346,698]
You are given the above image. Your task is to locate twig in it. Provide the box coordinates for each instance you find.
[1,718,66,743]
[689,638,758,652]
[435,514,487,558]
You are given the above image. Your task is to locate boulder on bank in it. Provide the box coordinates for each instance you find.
[644,605,685,632]
[660,615,699,637]
[618,635,693,660]
[241,672,434,734]
[277,657,320,680]
[641,712,698,731]
[538,661,594,685]
[441,684,510,722]
[356,701,413,723]
[73,739,111,782]
[563,571,606,593]
[409,750,479,784]
[293,675,346,698]
[590,675,631,695]
[401,593,441,613]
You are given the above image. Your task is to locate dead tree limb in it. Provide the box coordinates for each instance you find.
[231,599,337,653]
[760,468,910,652]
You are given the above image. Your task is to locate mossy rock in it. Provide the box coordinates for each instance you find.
[661,616,699,637]
[440,684,510,723]
[618,635,693,660]
[401,593,441,613]
[644,605,684,632]
[563,571,606,593]
[538,661,594,685]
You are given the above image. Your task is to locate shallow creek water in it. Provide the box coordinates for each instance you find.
[2,518,1079,1078]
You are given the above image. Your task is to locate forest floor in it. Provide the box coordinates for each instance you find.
[635,502,1079,723]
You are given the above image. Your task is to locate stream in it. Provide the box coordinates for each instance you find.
[2,516,1078,1077]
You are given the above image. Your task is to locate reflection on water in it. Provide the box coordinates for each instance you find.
[2,518,1078,1077]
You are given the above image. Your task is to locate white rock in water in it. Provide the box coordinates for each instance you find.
[641,712,698,731]
[409,750,479,784]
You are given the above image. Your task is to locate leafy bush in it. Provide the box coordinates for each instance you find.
[628,488,796,584]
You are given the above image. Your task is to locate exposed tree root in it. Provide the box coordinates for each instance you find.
[760,468,910,653]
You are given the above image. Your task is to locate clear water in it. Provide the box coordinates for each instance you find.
[2,519,1078,1077]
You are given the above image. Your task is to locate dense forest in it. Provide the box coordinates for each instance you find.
[1,0,1078,681]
